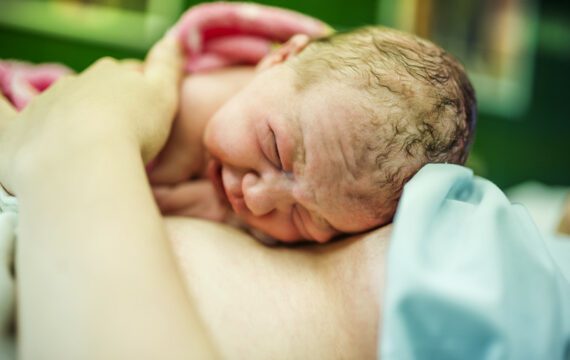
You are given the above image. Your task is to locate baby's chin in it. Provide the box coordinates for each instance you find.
[224,210,333,245]
[221,211,278,245]
[247,228,281,246]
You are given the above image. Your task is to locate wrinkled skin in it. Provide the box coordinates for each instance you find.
[150,36,385,243]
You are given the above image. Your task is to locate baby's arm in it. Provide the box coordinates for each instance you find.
[148,67,254,220]
[148,66,255,183]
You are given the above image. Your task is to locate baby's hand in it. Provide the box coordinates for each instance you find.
[152,179,229,221]
[153,179,279,245]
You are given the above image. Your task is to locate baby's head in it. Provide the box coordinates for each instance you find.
[204,26,476,243]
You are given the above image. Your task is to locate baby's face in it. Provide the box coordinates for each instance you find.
[204,65,384,243]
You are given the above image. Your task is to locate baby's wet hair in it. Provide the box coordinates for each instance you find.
[289,26,477,224]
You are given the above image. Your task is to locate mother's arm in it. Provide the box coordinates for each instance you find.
[1,36,216,359]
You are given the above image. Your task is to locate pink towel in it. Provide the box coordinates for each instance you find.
[0,2,331,110]
[176,2,331,72]
[0,61,72,110]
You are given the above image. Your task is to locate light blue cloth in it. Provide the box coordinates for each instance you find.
[380,164,570,360]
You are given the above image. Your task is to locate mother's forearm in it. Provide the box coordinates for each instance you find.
[16,142,215,359]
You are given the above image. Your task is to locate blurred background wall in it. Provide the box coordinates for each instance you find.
[0,0,568,189]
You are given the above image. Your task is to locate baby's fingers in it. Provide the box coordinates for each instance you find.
[152,183,199,214]
[153,180,228,221]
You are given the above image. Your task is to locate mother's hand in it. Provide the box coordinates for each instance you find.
[0,33,183,194]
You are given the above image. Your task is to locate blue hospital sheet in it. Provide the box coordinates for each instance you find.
[380,164,570,360]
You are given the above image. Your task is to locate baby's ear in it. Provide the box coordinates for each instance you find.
[256,34,310,72]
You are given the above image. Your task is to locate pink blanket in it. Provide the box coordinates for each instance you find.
[0,2,330,111]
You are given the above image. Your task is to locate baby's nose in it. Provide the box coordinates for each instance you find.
[242,172,294,216]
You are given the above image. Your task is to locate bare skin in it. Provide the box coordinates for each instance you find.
[165,218,391,359]
[146,54,393,357]
[150,67,257,185]
[0,36,221,359]
[151,67,257,222]
[150,63,392,359]
[0,69,391,359]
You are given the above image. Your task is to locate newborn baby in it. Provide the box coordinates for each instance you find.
[149,26,477,244]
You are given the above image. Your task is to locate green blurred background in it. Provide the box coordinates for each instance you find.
[0,0,568,189]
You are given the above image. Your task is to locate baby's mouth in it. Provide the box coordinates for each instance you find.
[207,158,230,207]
